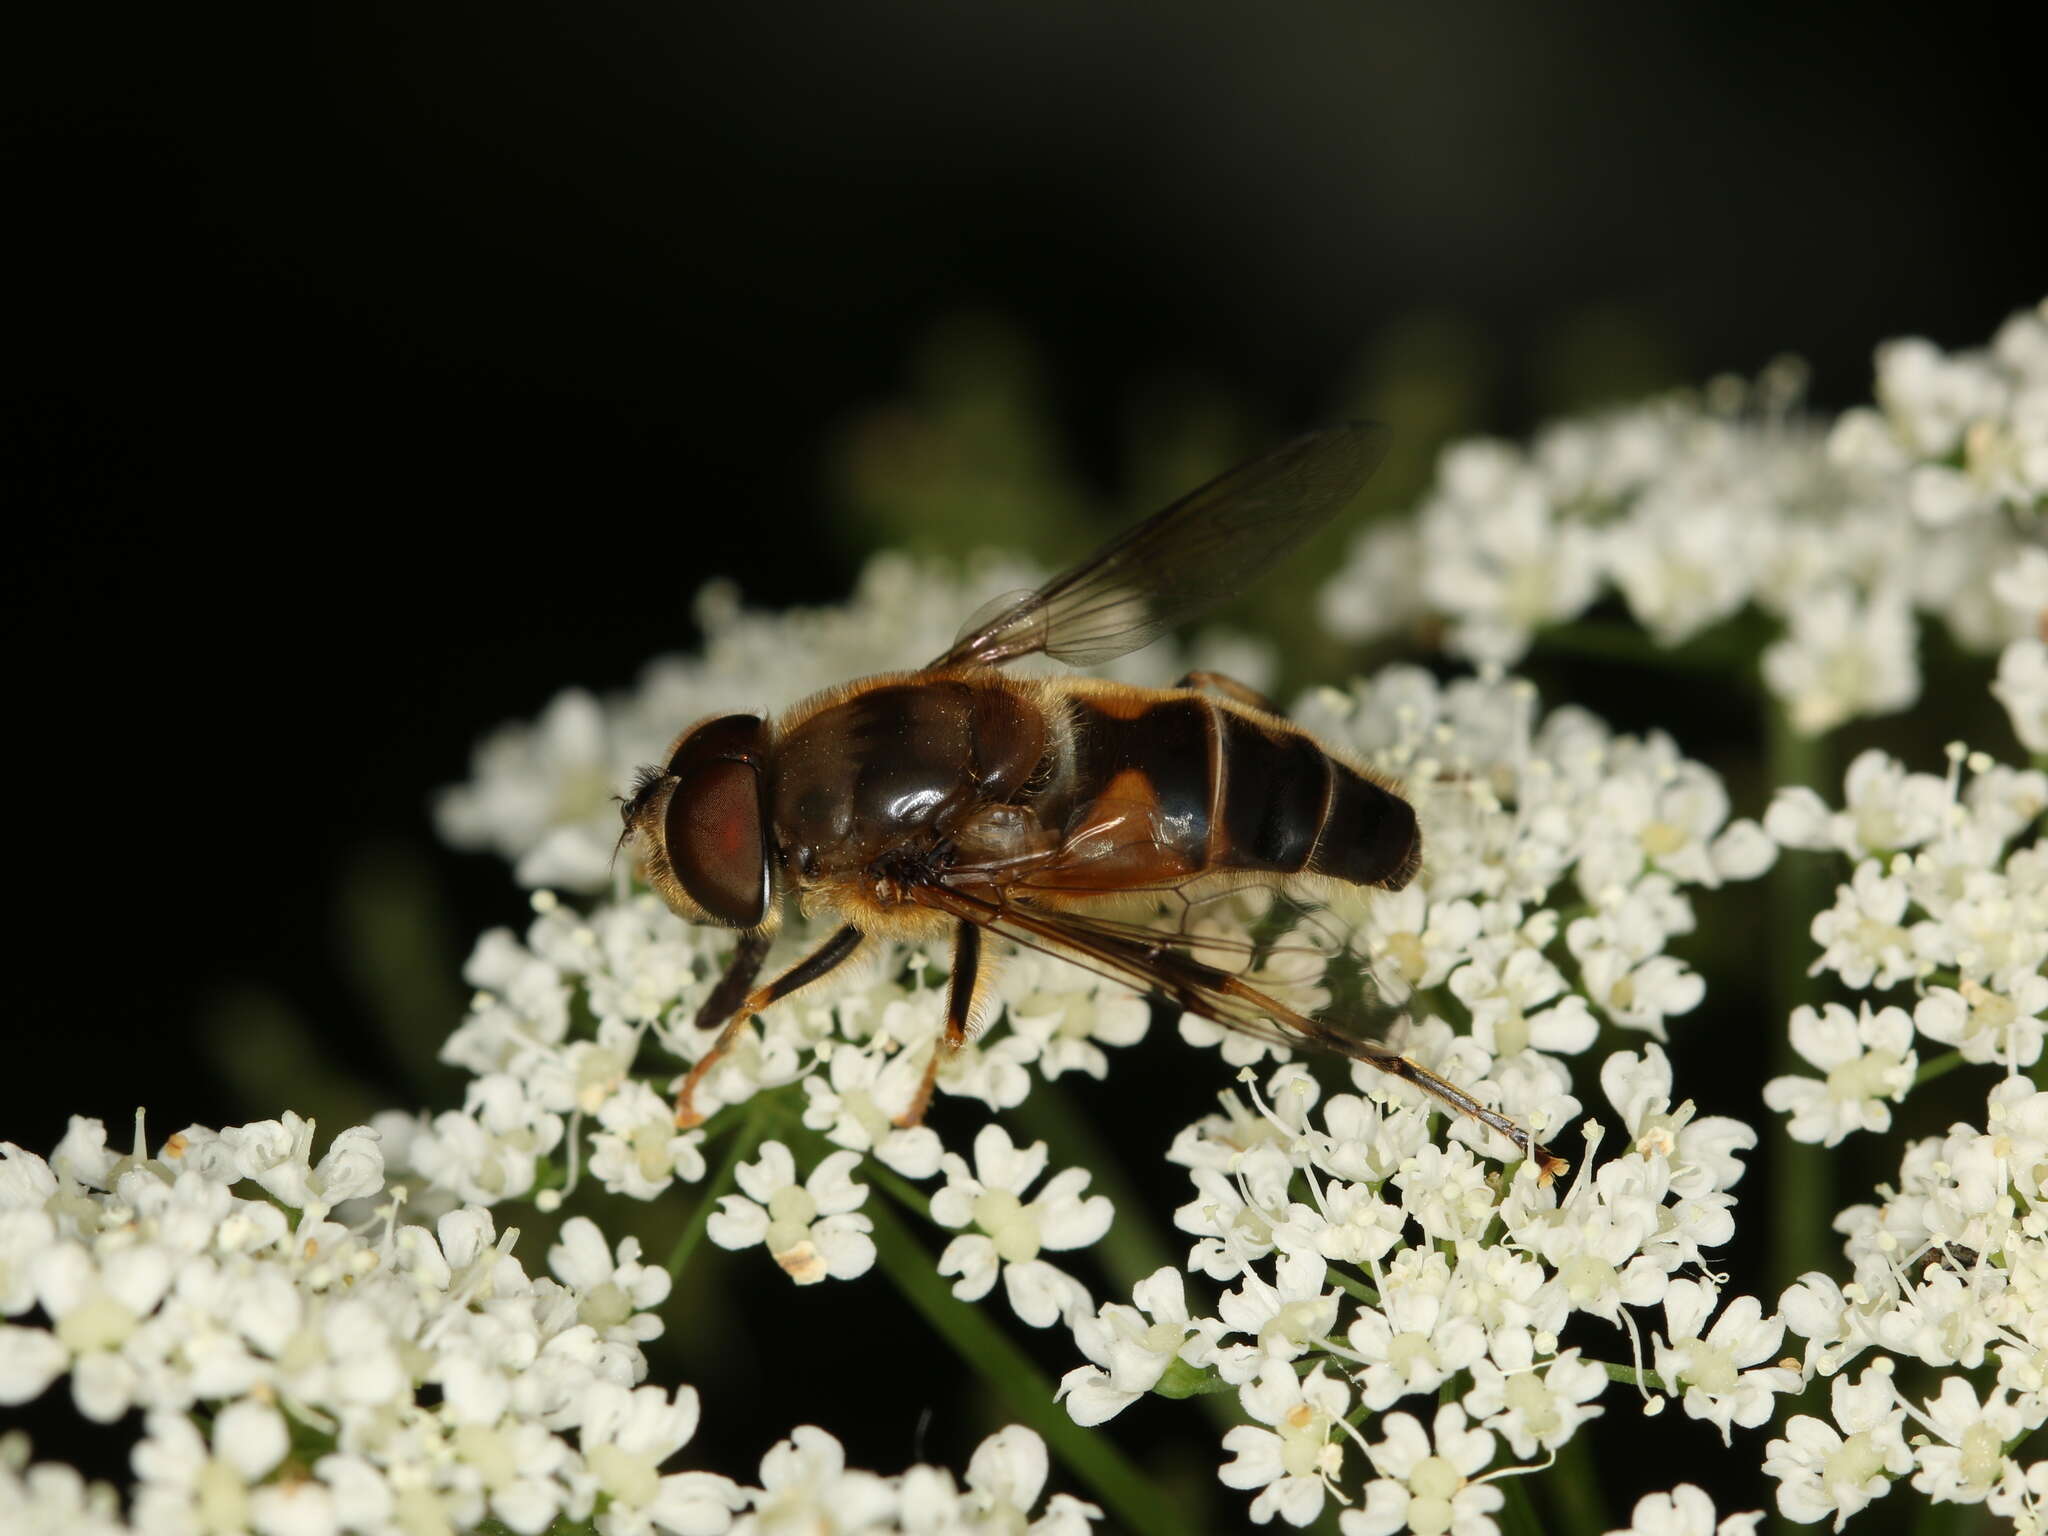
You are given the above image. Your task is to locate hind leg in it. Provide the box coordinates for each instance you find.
[1178,669,1281,716]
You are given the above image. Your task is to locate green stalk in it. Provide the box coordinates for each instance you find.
[1542,1426,1609,1535]
[1763,698,1833,1536]
[1764,697,1831,1302]
[1497,1474,1548,1536]
[664,1097,773,1278]
[1912,1049,1967,1088]
[864,1191,1191,1536]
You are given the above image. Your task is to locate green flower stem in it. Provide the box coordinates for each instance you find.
[1765,696,1831,1302]
[664,1096,774,1279]
[864,1189,1191,1536]
[1010,1078,1182,1290]
[1912,1049,1967,1087]
[1329,1269,1382,1308]
[1595,1358,1656,1391]
[1497,1473,1548,1536]
[863,1158,936,1221]
[1541,1425,1609,1536]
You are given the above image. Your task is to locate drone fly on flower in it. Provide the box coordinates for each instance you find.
[620,426,1568,1181]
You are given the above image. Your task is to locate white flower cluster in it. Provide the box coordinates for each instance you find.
[0,1116,1100,1536]
[0,1113,739,1536]
[1318,299,2048,745]
[388,880,1135,1330]
[1052,668,1792,1529]
[1758,747,2048,1530]
[434,552,1272,893]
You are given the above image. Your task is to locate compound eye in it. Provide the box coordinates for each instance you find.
[661,714,770,927]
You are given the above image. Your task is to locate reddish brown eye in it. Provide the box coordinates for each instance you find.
[661,715,770,926]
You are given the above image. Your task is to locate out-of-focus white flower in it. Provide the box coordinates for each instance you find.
[0,1435,129,1536]
[436,688,627,893]
[705,1141,875,1285]
[548,1217,672,1345]
[1994,637,2048,751]
[579,1382,744,1536]
[1603,1483,1764,1536]
[1761,586,1920,736]
[733,1424,897,1535]
[1322,301,2047,735]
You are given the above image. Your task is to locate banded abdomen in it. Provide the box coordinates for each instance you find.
[1042,685,1420,894]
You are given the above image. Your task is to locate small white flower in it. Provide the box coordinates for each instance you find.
[1345,1251,1487,1412]
[1219,1362,1354,1527]
[1764,1003,1917,1146]
[1763,1364,1913,1531]
[436,687,630,893]
[1765,749,1953,857]
[1994,637,2048,752]
[1603,1483,1764,1536]
[1909,1376,2028,1506]
[1806,861,1923,991]
[800,1044,944,1180]
[409,1073,565,1206]
[959,1426,1101,1532]
[705,1142,874,1285]
[1213,1250,1343,1387]
[580,1382,744,1536]
[0,1439,128,1536]
[1461,1343,1607,1461]
[930,1125,1109,1329]
[587,1082,708,1201]
[1651,1280,1800,1444]
[548,1217,671,1345]
[1761,585,1920,735]
[1002,955,1150,1081]
[1343,1403,1502,1536]
[131,1401,289,1535]
[1056,1267,1218,1426]
[1914,975,2047,1068]
[734,1425,896,1534]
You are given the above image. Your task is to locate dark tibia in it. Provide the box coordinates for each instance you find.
[1177,669,1283,716]
[674,924,865,1126]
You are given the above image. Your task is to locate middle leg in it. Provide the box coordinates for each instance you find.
[897,920,988,1127]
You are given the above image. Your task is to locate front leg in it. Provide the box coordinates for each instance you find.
[898,920,986,1127]
[674,924,865,1127]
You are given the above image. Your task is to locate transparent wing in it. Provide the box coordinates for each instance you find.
[905,877,1565,1180]
[928,423,1388,671]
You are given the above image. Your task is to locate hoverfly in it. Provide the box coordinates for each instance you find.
[621,425,1567,1181]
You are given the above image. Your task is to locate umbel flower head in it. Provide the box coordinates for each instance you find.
[1319,298,2047,745]
[13,295,2048,1533]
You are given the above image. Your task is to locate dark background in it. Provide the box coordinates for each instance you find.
[6,4,2040,1529]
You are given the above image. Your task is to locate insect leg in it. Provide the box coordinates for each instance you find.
[896,920,983,1128]
[1177,669,1282,716]
[673,924,866,1127]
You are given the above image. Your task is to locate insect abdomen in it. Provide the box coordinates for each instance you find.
[1212,703,1418,889]
[1060,690,1419,892]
